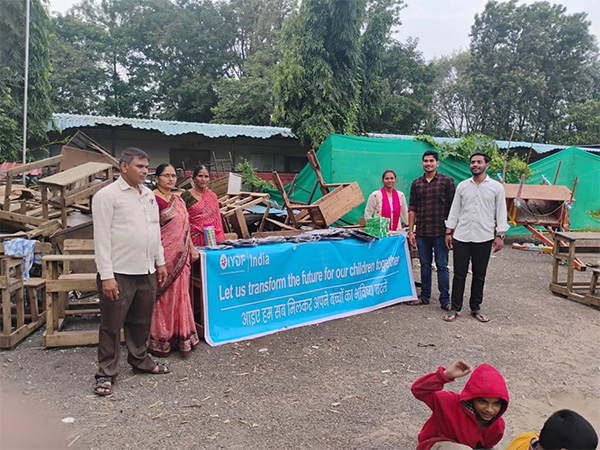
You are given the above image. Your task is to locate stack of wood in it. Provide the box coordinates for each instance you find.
[0,156,65,239]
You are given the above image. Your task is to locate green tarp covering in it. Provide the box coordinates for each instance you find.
[270,135,599,232]
[509,146,600,233]
[269,134,472,224]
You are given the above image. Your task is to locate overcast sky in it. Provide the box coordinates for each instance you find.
[47,0,600,61]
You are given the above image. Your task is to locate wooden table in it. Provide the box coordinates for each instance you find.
[39,162,113,228]
[549,231,600,308]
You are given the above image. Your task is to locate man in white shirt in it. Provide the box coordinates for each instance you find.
[443,152,509,323]
[92,148,168,396]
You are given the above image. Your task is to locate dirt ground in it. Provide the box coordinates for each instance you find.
[1,244,599,450]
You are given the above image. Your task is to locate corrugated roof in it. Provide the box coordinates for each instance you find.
[49,114,574,153]
[367,133,568,154]
[51,113,297,139]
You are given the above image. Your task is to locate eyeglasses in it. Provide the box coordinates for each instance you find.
[159,174,177,179]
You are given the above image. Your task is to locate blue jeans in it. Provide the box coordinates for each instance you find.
[417,235,450,306]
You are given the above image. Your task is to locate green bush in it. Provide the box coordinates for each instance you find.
[415,134,531,183]
[234,158,275,192]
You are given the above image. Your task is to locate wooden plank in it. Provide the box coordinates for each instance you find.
[46,279,97,293]
[4,155,64,176]
[0,210,46,226]
[64,309,100,316]
[54,179,111,207]
[44,329,124,348]
[311,182,364,227]
[0,324,31,349]
[503,184,573,201]
[43,254,96,262]
[60,145,119,171]
[64,239,95,252]
[39,162,112,187]
[554,231,600,241]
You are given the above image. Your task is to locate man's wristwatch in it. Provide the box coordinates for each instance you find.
[445,232,453,235]
[496,234,505,240]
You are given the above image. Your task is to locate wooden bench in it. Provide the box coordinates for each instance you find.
[0,241,52,348]
[549,231,600,309]
[43,239,101,347]
[584,267,600,308]
[39,162,113,228]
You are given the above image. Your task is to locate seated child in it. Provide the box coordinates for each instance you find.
[506,409,598,450]
[411,360,509,450]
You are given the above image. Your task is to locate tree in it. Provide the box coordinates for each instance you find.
[211,0,295,125]
[157,0,236,122]
[274,0,412,148]
[429,52,479,137]
[557,98,600,145]
[365,38,436,134]
[416,134,530,184]
[1,0,54,161]
[468,0,600,142]
[50,13,110,114]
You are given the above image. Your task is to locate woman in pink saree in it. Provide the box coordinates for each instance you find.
[180,165,226,247]
[149,164,200,357]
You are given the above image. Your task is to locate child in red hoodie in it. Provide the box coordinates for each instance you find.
[411,360,509,450]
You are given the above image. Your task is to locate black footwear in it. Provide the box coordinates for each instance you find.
[133,363,170,375]
[94,376,114,396]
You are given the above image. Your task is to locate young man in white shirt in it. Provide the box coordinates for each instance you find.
[92,148,169,396]
[443,152,509,323]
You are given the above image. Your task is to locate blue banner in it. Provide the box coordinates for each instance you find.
[200,235,416,346]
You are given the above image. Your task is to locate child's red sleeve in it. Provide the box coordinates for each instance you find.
[411,366,453,409]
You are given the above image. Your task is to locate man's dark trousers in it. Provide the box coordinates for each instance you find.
[450,239,493,313]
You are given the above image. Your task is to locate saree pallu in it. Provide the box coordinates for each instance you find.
[181,189,225,247]
[149,195,200,357]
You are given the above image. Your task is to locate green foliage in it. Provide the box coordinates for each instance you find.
[467,0,600,141]
[234,158,275,192]
[273,0,369,148]
[557,99,600,146]
[366,39,436,134]
[1,0,54,159]
[415,134,531,184]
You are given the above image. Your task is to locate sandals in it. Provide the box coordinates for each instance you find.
[471,311,490,323]
[94,376,114,396]
[133,363,170,375]
[443,310,460,322]
[407,299,429,306]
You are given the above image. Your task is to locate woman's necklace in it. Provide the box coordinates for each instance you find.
[157,188,172,201]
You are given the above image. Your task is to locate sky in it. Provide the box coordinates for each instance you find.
[47,0,600,61]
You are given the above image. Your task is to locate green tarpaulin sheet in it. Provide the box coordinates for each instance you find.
[268,134,472,224]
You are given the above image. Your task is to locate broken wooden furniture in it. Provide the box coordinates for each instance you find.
[270,172,315,230]
[271,171,364,229]
[219,192,270,239]
[0,256,25,348]
[504,181,585,269]
[0,242,52,348]
[588,268,600,307]
[60,131,120,171]
[209,172,243,197]
[549,231,600,309]
[43,239,100,347]
[0,155,64,238]
[39,162,113,228]
[306,149,351,200]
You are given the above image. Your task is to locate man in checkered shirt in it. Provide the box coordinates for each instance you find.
[407,150,456,310]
